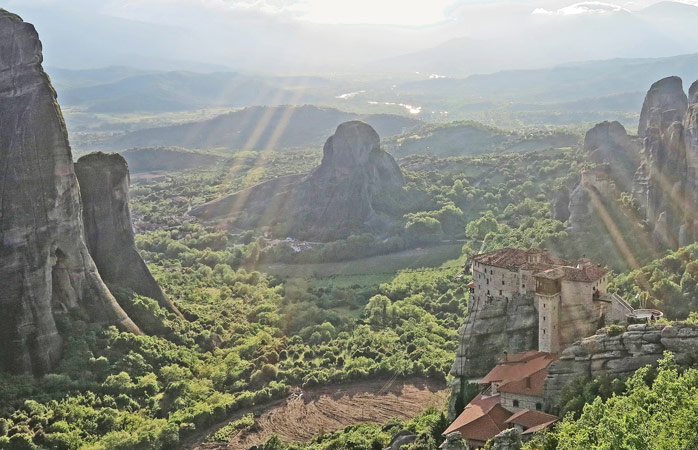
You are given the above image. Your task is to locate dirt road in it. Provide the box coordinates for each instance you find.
[193,378,448,450]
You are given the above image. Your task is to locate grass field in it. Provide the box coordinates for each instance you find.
[255,243,464,288]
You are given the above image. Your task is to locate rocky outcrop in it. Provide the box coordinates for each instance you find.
[190,121,406,240]
[632,76,698,248]
[567,165,614,232]
[449,293,538,412]
[0,10,139,374]
[584,121,641,192]
[638,76,688,139]
[488,429,522,450]
[75,153,181,317]
[544,323,698,407]
[288,121,405,239]
[440,432,467,450]
[384,430,417,450]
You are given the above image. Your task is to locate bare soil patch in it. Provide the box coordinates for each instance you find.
[193,378,448,450]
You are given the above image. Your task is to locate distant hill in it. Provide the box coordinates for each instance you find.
[99,105,423,151]
[399,53,698,104]
[118,147,225,173]
[55,70,336,113]
[384,121,580,157]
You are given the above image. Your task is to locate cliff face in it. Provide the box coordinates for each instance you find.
[632,76,698,248]
[544,323,698,406]
[0,10,139,374]
[75,153,181,317]
[567,165,615,232]
[584,121,641,192]
[450,293,538,376]
[190,121,405,240]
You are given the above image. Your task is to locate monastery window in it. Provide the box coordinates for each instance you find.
[499,290,502,296]
[543,329,546,335]
[513,400,520,408]
[502,280,505,285]
[487,290,490,295]
[536,403,542,411]
[522,284,525,288]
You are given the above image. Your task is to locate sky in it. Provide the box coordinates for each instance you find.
[105,0,698,25]
[5,0,698,74]
[9,0,698,27]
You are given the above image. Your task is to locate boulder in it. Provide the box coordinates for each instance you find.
[488,429,522,450]
[75,153,181,317]
[440,432,467,450]
[0,10,139,374]
[384,430,417,450]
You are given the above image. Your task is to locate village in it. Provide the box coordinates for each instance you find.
[443,247,663,447]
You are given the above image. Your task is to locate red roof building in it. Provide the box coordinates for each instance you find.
[446,351,559,447]
[443,394,512,448]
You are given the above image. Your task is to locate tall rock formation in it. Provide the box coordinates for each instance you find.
[583,121,641,192]
[288,121,405,239]
[0,10,139,374]
[190,121,406,240]
[75,153,181,317]
[638,76,688,139]
[632,76,698,248]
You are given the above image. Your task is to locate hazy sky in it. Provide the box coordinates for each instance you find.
[10,0,698,27]
[5,0,698,74]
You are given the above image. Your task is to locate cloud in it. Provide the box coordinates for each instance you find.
[532,1,628,15]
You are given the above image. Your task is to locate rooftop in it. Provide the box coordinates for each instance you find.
[471,247,567,271]
[534,264,607,282]
[443,394,512,445]
[479,351,558,397]
[505,409,559,430]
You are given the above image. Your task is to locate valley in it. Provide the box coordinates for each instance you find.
[3,2,698,450]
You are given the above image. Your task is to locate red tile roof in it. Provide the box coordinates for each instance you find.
[471,248,567,270]
[522,419,558,435]
[444,394,512,446]
[505,409,559,429]
[534,264,607,282]
[479,351,558,397]
[471,248,606,283]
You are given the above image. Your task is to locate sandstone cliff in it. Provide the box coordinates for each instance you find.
[288,121,405,239]
[632,76,698,248]
[567,165,615,233]
[0,10,139,374]
[190,121,405,240]
[544,322,698,407]
[583,121,641,192]
[75,153,181,317]
[449,293,538,414]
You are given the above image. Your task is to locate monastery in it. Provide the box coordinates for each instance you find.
[446,247,662,447]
